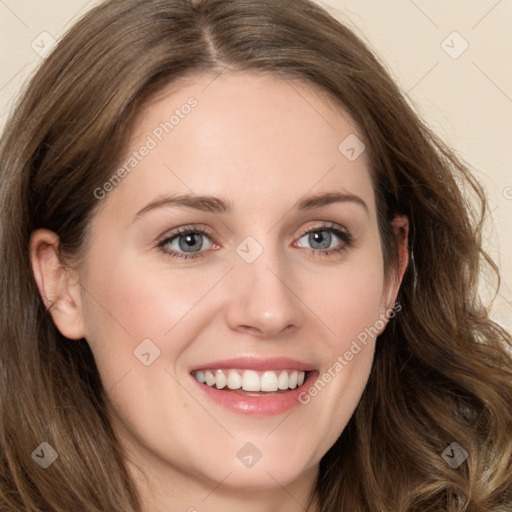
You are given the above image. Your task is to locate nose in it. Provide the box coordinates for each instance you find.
[224,244,304,338]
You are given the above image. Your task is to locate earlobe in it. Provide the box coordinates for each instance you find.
[29,229,86,340]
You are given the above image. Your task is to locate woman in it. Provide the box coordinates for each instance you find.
[1,0,510,510]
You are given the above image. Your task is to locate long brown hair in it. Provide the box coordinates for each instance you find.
[1,0,511,510]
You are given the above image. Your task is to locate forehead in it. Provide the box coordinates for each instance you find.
[97,71,375,222]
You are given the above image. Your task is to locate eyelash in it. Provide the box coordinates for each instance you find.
[156,223,353,260]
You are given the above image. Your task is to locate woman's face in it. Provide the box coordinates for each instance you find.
[35,72,406,503]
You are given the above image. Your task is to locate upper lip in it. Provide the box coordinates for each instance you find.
[189,356,316,372]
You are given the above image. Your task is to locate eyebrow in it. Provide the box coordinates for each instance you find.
[133,191,368,221]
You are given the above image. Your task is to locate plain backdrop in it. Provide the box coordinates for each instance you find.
[1,0,511,330]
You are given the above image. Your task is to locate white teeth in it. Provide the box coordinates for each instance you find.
[205,370,215,386]
[227,370,242,389]
[289,370,298,389]
[193,369,307,392]
[242,370,260,391]
[215,370,227,390]
[260,371,279,392]
[278,370,289,390]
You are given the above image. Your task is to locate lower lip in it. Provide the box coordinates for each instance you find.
[191,371,319,416]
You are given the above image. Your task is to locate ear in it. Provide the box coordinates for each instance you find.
[382,214,409,312]
[29,229,86,340]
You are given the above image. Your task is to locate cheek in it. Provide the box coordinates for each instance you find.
[294,246,387,441]
[90,266,194,331]
[304,250,386,346]
[79,249,224,378]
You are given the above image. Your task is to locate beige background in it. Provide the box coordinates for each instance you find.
[1,0,511,330]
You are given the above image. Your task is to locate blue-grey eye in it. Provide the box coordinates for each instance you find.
[174,232,205,253]
[299,230,335,250]
[159,229,213,256]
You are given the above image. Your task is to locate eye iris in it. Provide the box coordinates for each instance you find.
[179,233,203,252]
[310,230,331,249]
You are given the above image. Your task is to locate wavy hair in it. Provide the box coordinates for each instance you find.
[1,0,511,510]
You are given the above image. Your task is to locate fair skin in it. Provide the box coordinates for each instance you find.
[30,72,408,512]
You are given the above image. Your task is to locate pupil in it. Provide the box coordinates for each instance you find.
[180,233,202,252]
[310,231,331,249]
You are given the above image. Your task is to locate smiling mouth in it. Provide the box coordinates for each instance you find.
[191,368,311,395]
